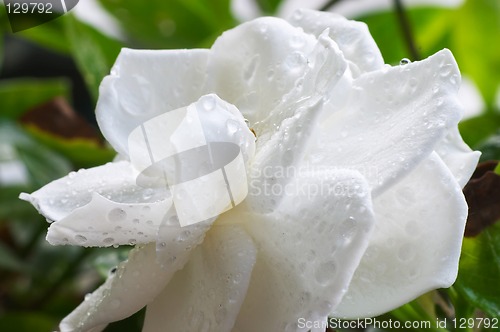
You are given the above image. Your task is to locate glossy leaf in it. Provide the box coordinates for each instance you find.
[64,14,122,102]
[98,0,235,48]
[476,132,500,161]
[455,223,500,318]
[0,312,57,332]
[451,0,500,105]
[0,241,25,272]
[459,112,500,148]
[0,79,70,119]
[24,125,115,169]
[255,0,283,14]
[0,121,71,188]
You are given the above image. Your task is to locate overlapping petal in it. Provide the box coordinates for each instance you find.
[232,169,375,331]
[305,49,463,196]
[60,244,170,332]
[435,127,481,187]
[333,153,467,318]
[143,225,257,332]
[19,161,167,223]
[96,49,209,156]
[289,8,384,75]
[207,17,316,128]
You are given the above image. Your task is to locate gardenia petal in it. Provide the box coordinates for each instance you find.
[206,16,317,130]
[333,153,467,318]
[96,49,209,156]
[435,127,481,188]
[46,193,171,247]
[305,49,463,196]
[60,244,171,332]
[19,161,167,223]
[143,225,257,332]
[232,169,375,331]
[288,8,384,75]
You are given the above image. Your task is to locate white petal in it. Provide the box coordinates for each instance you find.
[60,220,213,331]
[46,193,171,247]
[60,244,170,332]
[20,161,167,223]
[435,127,480,188]
[288,9,384,75]
[246,99,324,213]
[96,49,209,156]
[127,94,255,227]
[333,153,467,318]
[206,16,317,128]
[305,49,463,196]
[143,225,257,332]
[232,169,375,331]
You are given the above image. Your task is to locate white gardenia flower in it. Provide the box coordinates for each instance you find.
[21,9,479,332]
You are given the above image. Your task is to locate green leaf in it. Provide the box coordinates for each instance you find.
[0,186,38,220]
[459,112,500,148]
[0,312,57,332]
[0,79,71,119]
[24,124,115,169]
[475,131,500,162]
[455,223,500,318]
[64,14,122,102]
[98,0,236,49]
[356,7,451,65]
[16,18,71,54]
[0,121,71,188]
[255,0,283,14]
[451,0,500,106]
[0,241,25,272]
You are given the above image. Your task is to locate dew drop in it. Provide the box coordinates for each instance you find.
[142,188,154,200]
[103,237,114,245]
[285,51,307,72]
[165,215,179,226]
[315,261,337,285]
[400,58,411,65]
[176,230,191,242]
[201,95,216,111]
[397,244,414,261]
[243,55,260,82]
[75,235,87,243]
[108,208,127,222]
[226,119,239,136]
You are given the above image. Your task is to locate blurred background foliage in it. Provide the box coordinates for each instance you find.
[0,0,499,331]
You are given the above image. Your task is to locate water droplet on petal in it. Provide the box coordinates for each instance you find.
[103,237,114,245]
[315,260,337,285]
[397,243,414,261]
[75,235,87,243]
[142,188,154,200]
[400,58,411,65]
[201,95,216,111]
[226,119,239,136]
[243,55,260,82]
[108,208,127,222]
